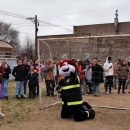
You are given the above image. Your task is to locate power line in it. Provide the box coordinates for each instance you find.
[0,10,73,32]
[0,10,27,19]
[39,3,130,19]
[39,19,72,32]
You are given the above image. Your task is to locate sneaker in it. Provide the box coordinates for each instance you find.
[105,91,109,94]
[0,112,5,117]
[24,95,27,98]
[94,93,99,97]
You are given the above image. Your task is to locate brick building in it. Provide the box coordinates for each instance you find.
[38,21,130,62]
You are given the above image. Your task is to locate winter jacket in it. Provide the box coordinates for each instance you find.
[28,72,38,86]
[79,65,85,80]
[118,65,129,80]
[1,64,11,79]
[92,64,104,83]
[12,65,26,81]
[58,73,83,106]
[23,64,30,80]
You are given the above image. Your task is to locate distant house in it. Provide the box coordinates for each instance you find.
[0,41,16,58]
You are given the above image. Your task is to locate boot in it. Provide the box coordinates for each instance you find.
[118,87,120,94]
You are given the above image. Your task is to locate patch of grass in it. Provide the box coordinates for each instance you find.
[1,81,40,127]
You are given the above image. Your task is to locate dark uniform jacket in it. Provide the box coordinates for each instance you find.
[58,73,83,106]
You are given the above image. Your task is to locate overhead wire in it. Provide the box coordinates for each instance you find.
[0,9,73,32]
[0,3,130,33]
[39,3,130,19]
[38,19,72,32]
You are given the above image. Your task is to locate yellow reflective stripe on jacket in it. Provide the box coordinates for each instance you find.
[62,84,80,90]
[77,76,80,83]
[62,101,83,106]
[67,100,83,106]
[57,88,62,92]
[85,111,90,117]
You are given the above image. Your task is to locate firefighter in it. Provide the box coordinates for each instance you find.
[57,64,95,121]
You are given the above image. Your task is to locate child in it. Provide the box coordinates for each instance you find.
[28,66,38,98]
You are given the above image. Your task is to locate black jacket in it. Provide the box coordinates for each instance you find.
[28,72,38,86]
[23,64,30,80]
[12,65,26,81]
[2,65,11,79]
[92,64,104,83]
[58,73,82,105]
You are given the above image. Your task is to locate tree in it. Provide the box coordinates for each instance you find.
[0,21,19,47]
[21,37,35,60]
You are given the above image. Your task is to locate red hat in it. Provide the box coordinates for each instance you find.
[59,59,79,71]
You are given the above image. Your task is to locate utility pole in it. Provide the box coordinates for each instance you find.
[26,15,39,60]
[114,9,119,34]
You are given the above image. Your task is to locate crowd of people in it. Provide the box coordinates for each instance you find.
[0,56,130,117]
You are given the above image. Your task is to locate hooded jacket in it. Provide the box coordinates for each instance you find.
[103,57,113,76]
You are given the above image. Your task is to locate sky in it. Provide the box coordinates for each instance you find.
[0,0,130,46]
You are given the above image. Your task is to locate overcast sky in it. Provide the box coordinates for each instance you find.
[0,0,130,45]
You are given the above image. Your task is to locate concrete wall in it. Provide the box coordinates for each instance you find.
[39,36,130,62]
[38,22,130,62]
[74,22,130,36]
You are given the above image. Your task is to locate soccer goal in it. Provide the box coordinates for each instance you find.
[37,34,130,109]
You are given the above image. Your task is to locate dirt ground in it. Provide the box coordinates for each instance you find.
[0,81,130,130]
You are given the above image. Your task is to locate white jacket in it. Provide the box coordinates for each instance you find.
[103,57,113,76]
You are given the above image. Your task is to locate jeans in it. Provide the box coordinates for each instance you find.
[3,78,9,97]
[16,81,23,96]
[105,76,113,93]
[118,79,126,93]
[93,83,99,94]
[23,80,27,95]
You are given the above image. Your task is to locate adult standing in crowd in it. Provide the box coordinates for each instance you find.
[104,56,114,94]
[12,59,26,99]
[85,61,93,94]
[113,59,121,89]
[0,65,5,117]
[0,58,11,100]
[117,60,129,94]
[125,61,130,89]
[33,60,39,96]
[78,60,86,95]
[23,59,30,97]
[92,58,103,96]
[45,60,55,96]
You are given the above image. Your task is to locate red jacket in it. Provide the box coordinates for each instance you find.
[79,65,85,80]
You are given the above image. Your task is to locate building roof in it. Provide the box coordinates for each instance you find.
[38,21,130,39]
[0,41,13,48]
